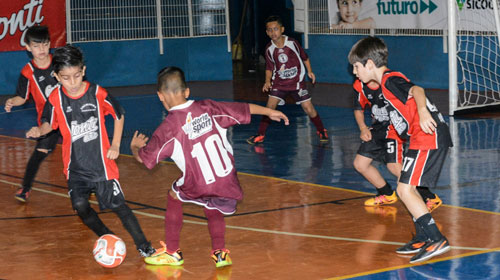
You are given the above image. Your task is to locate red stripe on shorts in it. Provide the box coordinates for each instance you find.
[410,150,429,186]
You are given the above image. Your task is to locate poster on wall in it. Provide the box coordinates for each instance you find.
[328,0,498,31]
[0,0,66,52]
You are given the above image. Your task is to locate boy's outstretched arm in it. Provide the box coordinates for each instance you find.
[410,85,437,135]
[4,96,26,112]
[249,104,289,125]
[26,122,53,138]
[107,115,124,160]
[130,131,149,163]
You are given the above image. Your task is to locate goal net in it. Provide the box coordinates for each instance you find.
[449,0,500,115]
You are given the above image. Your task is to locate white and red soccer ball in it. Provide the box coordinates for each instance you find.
[93,234,127,268]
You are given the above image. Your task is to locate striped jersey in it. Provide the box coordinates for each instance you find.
[41,82,124,181]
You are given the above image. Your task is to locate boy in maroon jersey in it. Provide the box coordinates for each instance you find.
[247,15,327,144]
[353,79,442,212]
[348,37,452,263]
[4,26,60,202]
[26,45,156,258]
[130,66,289,267]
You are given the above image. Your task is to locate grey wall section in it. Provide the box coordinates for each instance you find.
[0,36,232,95]
[307,35,449,89]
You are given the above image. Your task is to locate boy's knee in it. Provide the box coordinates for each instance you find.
[353,156,369,173]
[72,198,90,215]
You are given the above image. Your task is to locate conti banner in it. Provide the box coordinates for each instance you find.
[328,0,498,31]
[0,0,66,52]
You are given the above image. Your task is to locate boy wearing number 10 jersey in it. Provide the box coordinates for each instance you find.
[131,66,289,267]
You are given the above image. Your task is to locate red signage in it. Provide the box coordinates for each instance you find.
[0,0,66,52]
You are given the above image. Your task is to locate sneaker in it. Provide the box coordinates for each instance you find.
[138,242,157,257]
[396,237,428,254]
[14,188,31,203]
[410,237,451,263]
[211,249,232,268]
[246,134,264,145]
[364,191,398,206]
[426,195,443,212]
[144,241,184,266]
[317,129,329,142]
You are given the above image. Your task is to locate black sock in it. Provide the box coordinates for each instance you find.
[113,204,148,250]
[413,217,427,241]
[376,183,393,196]
[417,187,436,200]
[22,150,48,193]
[416,213,443,241]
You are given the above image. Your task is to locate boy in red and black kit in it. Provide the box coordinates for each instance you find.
[353,79,442,212]
[26,45,156,258]
[131,66,289,267]
[349,37,452,263]
[4,26,60,202]
[247,15,327,144]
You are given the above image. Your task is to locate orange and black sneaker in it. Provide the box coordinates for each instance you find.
[246,134,264,145]
[211,249,232,268]
[396,237,428,254]
[364,191,398,206]
[410,237,450,263]
[426,195,443,212]
[317,129,329,142]
[14,188,31,203]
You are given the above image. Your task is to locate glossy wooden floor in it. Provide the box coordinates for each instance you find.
[1,84,500,279]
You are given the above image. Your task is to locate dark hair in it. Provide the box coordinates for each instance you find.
[265,15,283,27]
[52,45,85,73]
[157,66,187,93]
[348,36,388,67]
[25,25,50,44]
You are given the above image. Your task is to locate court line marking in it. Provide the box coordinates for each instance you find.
[0,179,489,252]
[328,246,500,280]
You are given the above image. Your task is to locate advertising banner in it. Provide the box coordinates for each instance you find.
[0,0,66,52]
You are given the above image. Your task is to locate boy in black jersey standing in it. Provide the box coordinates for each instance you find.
[26,45,156,258]
[4,26,60,202]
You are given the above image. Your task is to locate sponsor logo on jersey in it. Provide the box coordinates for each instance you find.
[278,65,298,79]
[278,53,288,63]
[39,76,45,82]
[372,104,390,122]
[389,110,408,135]
[81,103,97,112]
[71,116,99,143]
[66,106,72,113]
[44,84,58,98]
[182,112,213,140]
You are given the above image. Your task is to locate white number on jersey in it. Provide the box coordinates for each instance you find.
[191,134,233,184]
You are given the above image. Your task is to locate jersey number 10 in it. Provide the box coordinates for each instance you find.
[191,134,233,184]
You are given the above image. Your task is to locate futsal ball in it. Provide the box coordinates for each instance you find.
[93,234,127,268]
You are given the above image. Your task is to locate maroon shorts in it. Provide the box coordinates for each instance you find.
[399,147,449,187]
[269,89,311,105]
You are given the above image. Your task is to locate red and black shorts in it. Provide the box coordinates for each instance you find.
[68,178,126,210]
[399,147,449,187]
[269,89,311,105]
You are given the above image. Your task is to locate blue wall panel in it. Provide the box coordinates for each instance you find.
[0,36,232,95]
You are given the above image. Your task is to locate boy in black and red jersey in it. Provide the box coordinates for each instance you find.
[353,79,442,212]
[4,26,60,202]
[247,15,328,144]
[26,45,156,258]
[348,37,452,263]
[130,66,288,267]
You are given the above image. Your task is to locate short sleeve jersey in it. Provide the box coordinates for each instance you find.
[265,36,309,91]
[41,82,124,181]
[138,100,251,201]
[353,79,400,141]
[16,57,59,125]
[381,70,452,150]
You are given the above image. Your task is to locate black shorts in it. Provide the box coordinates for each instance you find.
[357,138,404,164]
[35,129,60,152]
[399,148,449,188]
[269,89,311,105]
[68,178,125,210]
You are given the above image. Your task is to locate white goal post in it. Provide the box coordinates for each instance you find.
[448,0,500,115]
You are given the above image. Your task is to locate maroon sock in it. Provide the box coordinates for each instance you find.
[310,114,325,132]
[165,194,183,253]
[204,208,226,251]
[257,116,272,135]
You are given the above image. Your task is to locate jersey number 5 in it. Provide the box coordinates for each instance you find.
[191,134,233,184]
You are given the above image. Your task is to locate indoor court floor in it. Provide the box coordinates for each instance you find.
[0,87,499,279]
